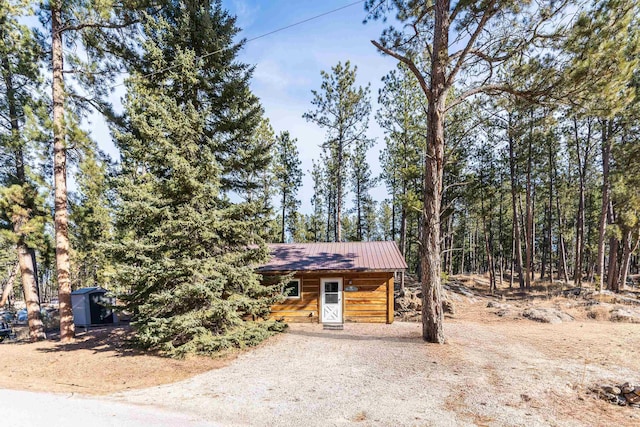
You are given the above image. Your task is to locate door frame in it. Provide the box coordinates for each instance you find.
[320,277,343,324]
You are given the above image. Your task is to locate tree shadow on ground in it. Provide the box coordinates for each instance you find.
[286,327,424,344]
[35,325,153,357]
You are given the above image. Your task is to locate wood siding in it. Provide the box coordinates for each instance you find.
[268,271,394,324]
[269,277,320,323]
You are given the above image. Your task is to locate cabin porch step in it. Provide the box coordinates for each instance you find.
[323,323,344,331]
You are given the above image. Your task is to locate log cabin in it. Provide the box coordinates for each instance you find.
[259,242,407,325]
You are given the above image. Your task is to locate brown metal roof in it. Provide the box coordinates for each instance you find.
[258,241,408,272]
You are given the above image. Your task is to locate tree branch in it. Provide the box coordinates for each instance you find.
[445,5,498,88]
[450,1,463,22]
[59,19,138,34]
[450,48,511,63]
[445,84,517,112]
[371,40,432,103]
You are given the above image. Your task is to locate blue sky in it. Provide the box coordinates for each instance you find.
[224,0,398,213]
[94,0,400,213]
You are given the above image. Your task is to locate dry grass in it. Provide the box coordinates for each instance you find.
[351,411,368,422]
[587,305,611,321]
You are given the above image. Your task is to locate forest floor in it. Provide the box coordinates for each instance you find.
[2,276,640,426]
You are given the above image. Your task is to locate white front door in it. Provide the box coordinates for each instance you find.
[321,278,343,324]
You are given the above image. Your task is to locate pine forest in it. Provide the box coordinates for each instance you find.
[1,0,640,352]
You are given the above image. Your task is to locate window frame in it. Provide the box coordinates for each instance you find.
[283,278,301,299]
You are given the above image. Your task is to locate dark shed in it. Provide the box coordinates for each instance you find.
[71,287,116,327]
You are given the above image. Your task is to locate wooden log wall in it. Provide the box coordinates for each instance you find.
[268,271,394,324]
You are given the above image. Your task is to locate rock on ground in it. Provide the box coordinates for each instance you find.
[523,307,574,324]
[487,301,518,318]
[610,308,640,323]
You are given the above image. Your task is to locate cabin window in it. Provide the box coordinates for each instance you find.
[283,279,301,299]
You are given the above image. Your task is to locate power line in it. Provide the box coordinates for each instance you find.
[113,0,366,89]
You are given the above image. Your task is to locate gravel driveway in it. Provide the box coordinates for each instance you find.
[3,320,638,426]
[108,321,639,427]
[112,323,460,426]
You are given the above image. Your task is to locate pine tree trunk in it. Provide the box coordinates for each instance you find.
[541,208,547,280]
[281,191,286,243]
[596,119,612,290]
[606,200,618,291]
[482,213,496,293]
[1,40,45,340]
[447,214,454,276]
[18,244,46,340]
[547,149,554,282]
[618,229,634,292]
[52,4,75,342]
[336,142,343,242]
[498,173,505,288]
[607,236,619,292]
[510,237,515,289]
[555,169,570,286]
[420,2,447,344]
[525,140,533,289]
[0,263,19,307]
[472,223,477,272]
[391,182,396,240]
[356,180,362,241]
[460,227,466,275]
[574,182,585,286]
[400,206,407,258]
[573,117,591,287]
[326,185,333,242]
[508,118,525,288]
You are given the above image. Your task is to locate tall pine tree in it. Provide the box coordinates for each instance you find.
[274,131,302,243]
[69,145,113,290]
[0,0,47,340]
[112,0,284,357]
[304,61,371,242]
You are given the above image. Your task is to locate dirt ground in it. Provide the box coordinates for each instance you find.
[0,326,251,394]
[2,276,639,426]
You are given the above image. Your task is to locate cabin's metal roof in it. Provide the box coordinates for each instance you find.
[258,241,408,272]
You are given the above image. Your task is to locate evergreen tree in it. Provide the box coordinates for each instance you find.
[274,131,302,243]
[42,0,143,342]
[310,160,327,242]
[69,145,113,290]
[304,61,371,242]
[237,118,278,242]
[563,0,639,290]
[112,0,284,357]
[367,0,573,343]
[0,0,47,340]
[377,200,394,241]
[350,137,376,241]
[377,64,426,259]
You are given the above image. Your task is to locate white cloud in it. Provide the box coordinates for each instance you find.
[253,59,311,92]
[231,0,260,29]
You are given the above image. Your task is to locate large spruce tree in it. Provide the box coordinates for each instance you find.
[112,0,284,357]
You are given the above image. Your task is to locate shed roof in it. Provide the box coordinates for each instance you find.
[258,241,407,272]
[71,287,107,295]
